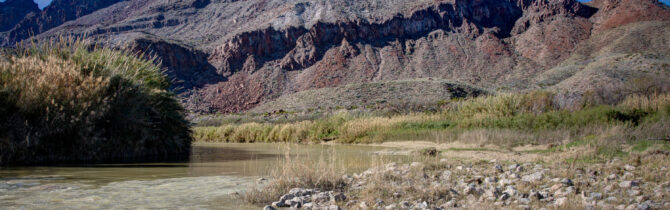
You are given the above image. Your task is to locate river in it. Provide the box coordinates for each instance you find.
[0,143,405,209]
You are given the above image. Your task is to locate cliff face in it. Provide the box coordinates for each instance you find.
[3,0,670,113]
[1,0,123,45]
[0,0,39,32]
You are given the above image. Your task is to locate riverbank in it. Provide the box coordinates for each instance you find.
[251,146,670,210]
[195,91,670,163]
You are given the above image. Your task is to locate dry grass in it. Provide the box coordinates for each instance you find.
[242,147,348,205]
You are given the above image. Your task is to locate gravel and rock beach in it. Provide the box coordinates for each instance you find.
[264,155,670,210]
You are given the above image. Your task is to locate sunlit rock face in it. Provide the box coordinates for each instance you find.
[3,0,670,113]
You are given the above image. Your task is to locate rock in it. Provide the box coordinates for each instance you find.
[519,198,531,205]
[605,197,618,203]
[555,197,568,206]
[484,177,498,184]
[590,192,603,200]
[399,201,411,208]
[484,187,500,200]
[637,203,650,210]
[508,164,520,171]
[288,188,314,196]
[499,178,513,186]
[313,192,331,203]
[331,193,346,202]
[623,172,634,179]
[499,193,511,201]
[608,174,618,180]
[522,171,544,182]
[442,200,457,208]
[448,188,459,196]
[464,185,477,195]
[561,178,573,186]
[624,165,636,171]
[326,204,341,210]
[441,170,452,180]
[286,197,303,208]
[414,201,428,208]
[359,201,369,209]
[257,178,268,183]
[303,202,314,208]
[263,205,277,210]
[410,162,424,168]
[619,181,640,189]
[636,195,649,203]
[273,201,288,208]
[503,186,517,197]
[628,190,641,196]
[494,164,504,173]
[550,184,563,191]
[385,204,397,210]
[280,194,296,203]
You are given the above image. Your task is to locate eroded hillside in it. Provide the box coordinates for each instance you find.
[2,0,668,113]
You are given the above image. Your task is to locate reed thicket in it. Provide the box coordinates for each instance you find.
[0,37,192,165]
[195,91,670,148]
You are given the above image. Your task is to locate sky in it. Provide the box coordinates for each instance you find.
[579,0,670,5]
[2,0,670,9]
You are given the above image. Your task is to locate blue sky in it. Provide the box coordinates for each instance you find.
[578,0,670,5]
[0,0,50,8]
[3,0,670,9]
[33,0,50,9]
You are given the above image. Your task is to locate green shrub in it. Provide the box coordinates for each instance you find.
[0,38,191,165]
[606,109,649,126]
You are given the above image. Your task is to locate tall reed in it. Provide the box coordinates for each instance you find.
[0,37,192,165]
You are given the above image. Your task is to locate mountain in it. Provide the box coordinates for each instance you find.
[2,0,669,114]
[1,0,123,44]
[0,0,39,32]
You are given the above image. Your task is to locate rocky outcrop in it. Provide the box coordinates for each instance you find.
[587,0,670,30]
[0,0,39,32]
[209,0,535,75]
[129,36,222,91]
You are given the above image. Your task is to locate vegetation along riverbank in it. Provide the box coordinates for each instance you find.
[0,38,192,165]
[195,91,670,150]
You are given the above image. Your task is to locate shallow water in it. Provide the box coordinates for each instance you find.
[0,143,402,209]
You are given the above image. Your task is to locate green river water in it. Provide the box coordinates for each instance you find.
[0,143,404,209]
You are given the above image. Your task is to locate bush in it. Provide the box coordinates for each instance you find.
[0,38,192,165]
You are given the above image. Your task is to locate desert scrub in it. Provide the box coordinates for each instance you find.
[0,38,192,165]
[195,92,670,148]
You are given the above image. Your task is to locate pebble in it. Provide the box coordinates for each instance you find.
[555,197,568,206]
[522,171,544,182]
[619,180,640,189]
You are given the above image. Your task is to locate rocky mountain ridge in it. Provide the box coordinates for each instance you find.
[0,0,39,32]
[2,0,669,113]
